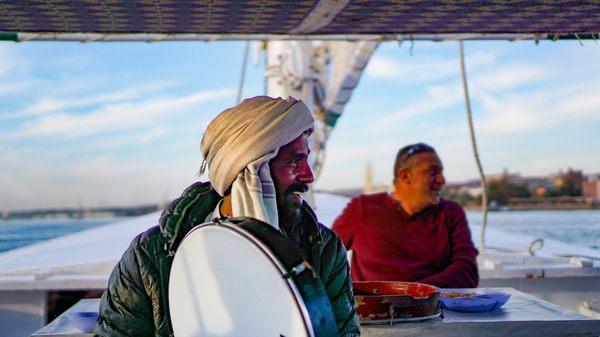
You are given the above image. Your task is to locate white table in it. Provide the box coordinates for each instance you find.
[32,288,600,337]
[362,288,600,337]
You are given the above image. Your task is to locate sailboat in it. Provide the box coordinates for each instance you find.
[0,2,599,336]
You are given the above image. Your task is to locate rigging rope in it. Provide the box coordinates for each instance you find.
[236,41,251,104]
[458,41,489,251]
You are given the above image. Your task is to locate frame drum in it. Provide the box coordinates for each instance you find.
[168,217,337,337]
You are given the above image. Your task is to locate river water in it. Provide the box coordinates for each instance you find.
[0,217,120,253]
[0,210,599,254]
[466,210,600,251]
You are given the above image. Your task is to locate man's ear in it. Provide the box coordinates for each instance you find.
[398,167,411,184]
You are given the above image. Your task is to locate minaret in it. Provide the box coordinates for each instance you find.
[364,162,373,194]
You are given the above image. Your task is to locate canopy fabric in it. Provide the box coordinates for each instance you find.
[322,1,600,35]
[0,1,599,38]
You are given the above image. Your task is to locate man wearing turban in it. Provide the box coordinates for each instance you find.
[95,96,360,337]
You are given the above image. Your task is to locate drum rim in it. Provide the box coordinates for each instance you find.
[169,219,315,337]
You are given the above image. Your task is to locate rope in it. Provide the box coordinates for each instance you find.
[263,42,268,95]
[458,41,489,251]
[236,41,250,104]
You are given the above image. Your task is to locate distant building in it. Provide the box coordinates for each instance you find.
[445,179,481,197]
[363,162,389,194]
[583,174,600,204]
[364,162,373,193]
[487,169,553,196]
[550,168,584,193]
[487,168,522,184]
[521,176,555,196]
[444,168,588,204]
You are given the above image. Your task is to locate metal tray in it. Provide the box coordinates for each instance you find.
[361,309,443,325]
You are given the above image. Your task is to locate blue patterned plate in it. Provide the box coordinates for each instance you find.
[440,291,511,312]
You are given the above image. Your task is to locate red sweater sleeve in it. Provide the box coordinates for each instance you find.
[419,203,479,288]
[331,197,361,249]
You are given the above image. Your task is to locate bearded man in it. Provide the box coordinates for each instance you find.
[332,143,479,288]
[95,96,360,336]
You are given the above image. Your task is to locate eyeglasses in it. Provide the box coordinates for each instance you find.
[399,143,436,166]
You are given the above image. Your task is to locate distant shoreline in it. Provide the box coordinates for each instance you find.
[465,196,599,211]
[4,196,599,220]
[1,204,159,221]
[464,206,600,212]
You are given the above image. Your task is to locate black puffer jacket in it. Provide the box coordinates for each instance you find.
[94,182,360,336]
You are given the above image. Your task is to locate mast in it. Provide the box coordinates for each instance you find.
[265,40,377,182]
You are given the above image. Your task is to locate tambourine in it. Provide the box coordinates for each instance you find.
[168,217,338,337]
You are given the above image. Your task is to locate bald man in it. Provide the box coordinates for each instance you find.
[95,96,359,337]
[333,143,478,288]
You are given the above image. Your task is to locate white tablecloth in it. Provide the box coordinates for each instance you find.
[32,288,600,337]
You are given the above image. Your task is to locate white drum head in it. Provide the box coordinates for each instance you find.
[169,223,313,337]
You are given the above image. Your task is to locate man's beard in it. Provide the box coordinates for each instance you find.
[277,183,308,232]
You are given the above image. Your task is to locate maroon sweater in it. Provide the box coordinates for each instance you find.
[332,193,479,288]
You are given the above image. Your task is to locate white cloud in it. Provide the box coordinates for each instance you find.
[470,64,547,92]
[1,80,177,120]
[0,79,39,97]
[0,45,34,97]
[365,59,553,135]
[366,51,496,83]
[366,83,463,133]
[131,126,168,144]
[476,80,600,136]
[9,88,233,139]
[0,45,26,78]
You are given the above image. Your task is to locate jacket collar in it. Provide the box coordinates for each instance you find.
[159,181,324,254]
[159,181,220,253]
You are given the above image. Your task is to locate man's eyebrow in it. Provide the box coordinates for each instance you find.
[294,148,310,155]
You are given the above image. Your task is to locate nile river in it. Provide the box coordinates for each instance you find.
[467,210,600,251]
[1,210,599,254]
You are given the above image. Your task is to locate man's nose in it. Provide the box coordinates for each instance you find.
[298,161,315,184]
[436,173,446,185]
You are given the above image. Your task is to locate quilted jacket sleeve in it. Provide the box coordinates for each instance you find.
[320,228,361,337]
[94,233,155,337]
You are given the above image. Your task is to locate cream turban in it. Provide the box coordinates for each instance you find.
[201,96,314,196]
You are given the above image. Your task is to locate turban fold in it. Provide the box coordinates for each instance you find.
[200,96,314,228]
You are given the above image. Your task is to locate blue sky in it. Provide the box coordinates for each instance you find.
[1,39,599,210]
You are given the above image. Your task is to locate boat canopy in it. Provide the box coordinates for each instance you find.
[1,0,600,42]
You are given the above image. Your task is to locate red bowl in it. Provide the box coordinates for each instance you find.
[353,281,441,323]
